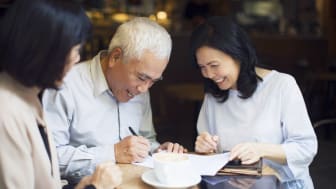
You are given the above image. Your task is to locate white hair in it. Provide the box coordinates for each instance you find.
[108,17,172,61]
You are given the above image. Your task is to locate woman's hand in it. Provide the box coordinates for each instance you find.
[195,132,219,154]
[229,142,286,165]
[229,143,262,164]
[76,161,122,189]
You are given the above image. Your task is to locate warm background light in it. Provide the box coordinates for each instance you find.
[112,13,129,23]
[156,11,167,20]
[149,14,156,21]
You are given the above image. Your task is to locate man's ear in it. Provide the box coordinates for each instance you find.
[107,48,123,67]
[110,47,123,62]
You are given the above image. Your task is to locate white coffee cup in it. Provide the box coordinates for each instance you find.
[153,152,199,186]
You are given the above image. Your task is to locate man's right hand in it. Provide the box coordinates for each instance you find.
[115,135,150,163]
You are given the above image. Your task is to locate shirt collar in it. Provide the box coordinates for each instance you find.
[90,51,111,97]
[0,72,46,127]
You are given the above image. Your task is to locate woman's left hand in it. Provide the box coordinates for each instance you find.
[229,143,262,164]
[157,142,187,153]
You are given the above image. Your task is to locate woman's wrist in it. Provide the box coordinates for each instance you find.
[257,143,286,164]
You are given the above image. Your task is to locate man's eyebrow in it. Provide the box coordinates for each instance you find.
[139,72,163,82]
[139,72,152,79]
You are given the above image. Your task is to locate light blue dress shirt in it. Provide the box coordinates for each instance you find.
[197,71,317,189]
[42,51,160,181]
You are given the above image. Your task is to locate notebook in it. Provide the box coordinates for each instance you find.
[217,158,263,176]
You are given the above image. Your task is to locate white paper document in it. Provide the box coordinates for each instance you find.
[133,152,229,176]
[188,153,229,176]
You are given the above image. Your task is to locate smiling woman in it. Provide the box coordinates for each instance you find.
[191,16,317,189]
[190,17,261,103]
[196,46,240,91]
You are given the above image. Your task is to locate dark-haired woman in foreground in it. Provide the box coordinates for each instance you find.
[0,0,121,188]
[192,16,317,188]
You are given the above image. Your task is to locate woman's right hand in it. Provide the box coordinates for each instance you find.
[195,132,219,153]
[91,161,122,189]
[79,161,122,189]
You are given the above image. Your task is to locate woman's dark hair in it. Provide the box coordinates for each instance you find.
[190,16,261,102]
[0,0,91,89]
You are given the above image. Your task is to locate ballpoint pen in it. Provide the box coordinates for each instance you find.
[128,126,152,156]
[128,126,138,136]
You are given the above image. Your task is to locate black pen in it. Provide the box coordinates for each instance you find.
[128,126,152,156]
[128,126,138,136]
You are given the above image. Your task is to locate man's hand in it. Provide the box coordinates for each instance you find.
[157,142,187,153]
[115,135,150,163]
[195,132,219,153]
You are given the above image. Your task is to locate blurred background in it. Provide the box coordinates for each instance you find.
[1,0,336,187]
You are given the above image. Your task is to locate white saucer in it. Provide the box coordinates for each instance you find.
[141,170,201,189]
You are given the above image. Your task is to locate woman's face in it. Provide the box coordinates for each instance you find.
[196,46,240,90]
[55,44,81,87]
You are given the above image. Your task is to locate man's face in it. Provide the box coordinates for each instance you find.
[106,49,169,102]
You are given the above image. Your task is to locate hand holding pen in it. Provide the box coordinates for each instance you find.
[129,127,186,154]
[195,131,219,154]
[128,126,152,156]
[114,127,151,163]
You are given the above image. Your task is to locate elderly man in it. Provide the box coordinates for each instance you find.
[42,17,184,182]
